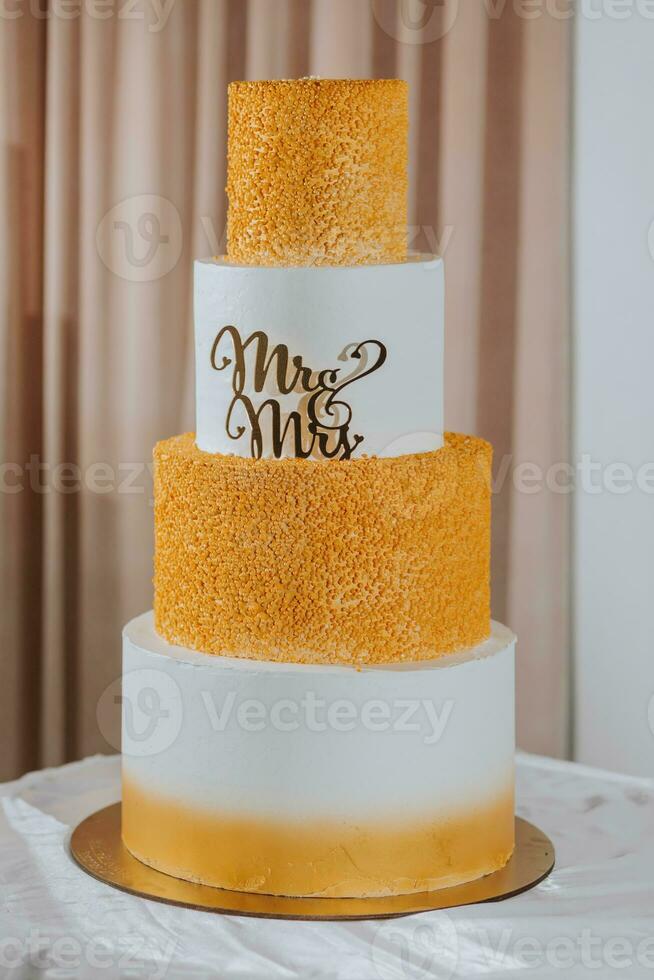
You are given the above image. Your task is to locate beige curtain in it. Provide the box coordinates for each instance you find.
[0,0,570,780]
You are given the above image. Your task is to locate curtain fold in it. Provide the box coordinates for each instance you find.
[0,0,571,779]
[1,9,46,777]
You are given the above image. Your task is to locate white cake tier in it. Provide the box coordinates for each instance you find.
[194,255,444,460]
[121,613,516,897]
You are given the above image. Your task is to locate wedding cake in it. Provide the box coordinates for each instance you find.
[121,78,516,899]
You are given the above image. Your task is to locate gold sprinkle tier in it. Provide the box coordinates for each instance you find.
[153,433,491,665]
[227,78,408,267]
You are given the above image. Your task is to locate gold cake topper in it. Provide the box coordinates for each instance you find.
[210,326,387,459]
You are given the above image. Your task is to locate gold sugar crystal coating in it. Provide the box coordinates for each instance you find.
[226,78,408,266]
[153,433,492,665]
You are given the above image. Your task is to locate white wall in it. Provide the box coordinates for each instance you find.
[574,3,654,775]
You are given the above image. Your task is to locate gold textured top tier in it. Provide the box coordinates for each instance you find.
[226,78,408,267]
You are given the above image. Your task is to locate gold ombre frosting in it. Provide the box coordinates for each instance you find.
[153,432,492,665]
[122,777,515,898]
[226,78,408,266]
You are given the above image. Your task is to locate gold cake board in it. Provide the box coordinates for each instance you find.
[70,804,554,921]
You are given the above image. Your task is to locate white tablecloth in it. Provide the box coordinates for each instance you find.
[0,753,653,979]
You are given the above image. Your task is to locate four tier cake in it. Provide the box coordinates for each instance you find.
[121,78,516,899]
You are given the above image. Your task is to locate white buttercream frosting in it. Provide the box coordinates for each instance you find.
[122,613,515,820]
[194,256,444,460]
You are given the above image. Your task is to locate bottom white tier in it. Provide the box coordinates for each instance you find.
[121,612,516,898]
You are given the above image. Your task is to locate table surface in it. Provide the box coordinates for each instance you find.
[1,753,653,979]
